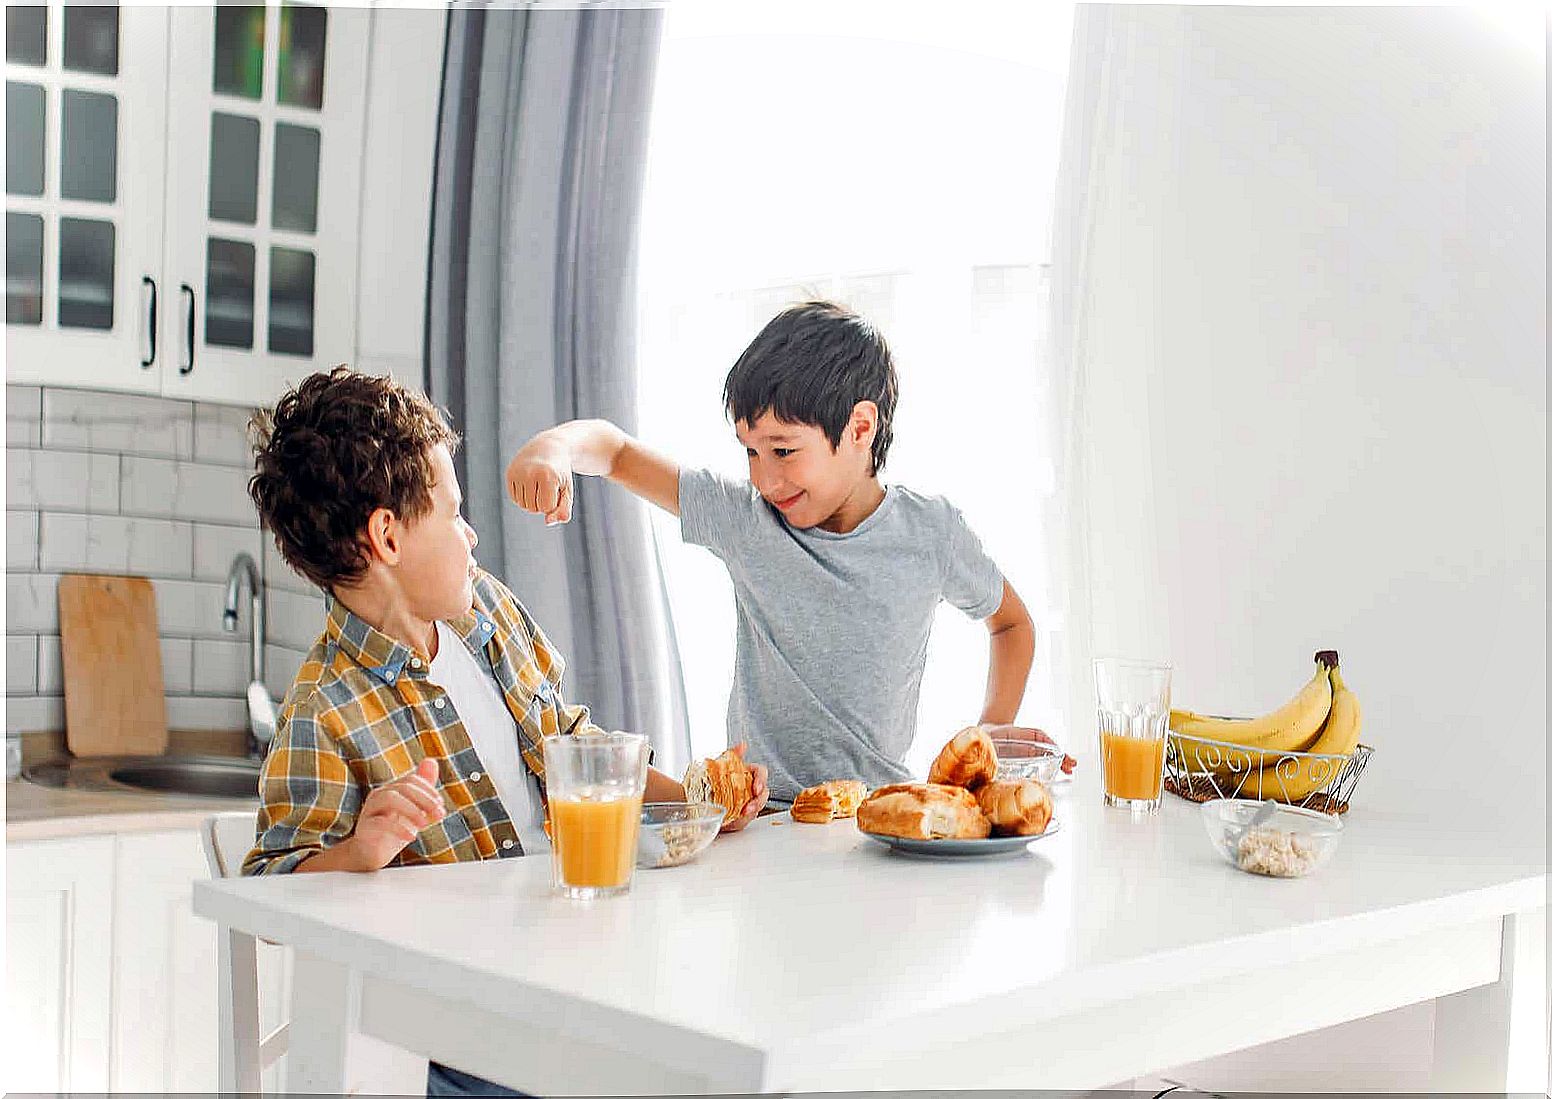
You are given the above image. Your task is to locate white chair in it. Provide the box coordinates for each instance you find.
[202,812,290,1095]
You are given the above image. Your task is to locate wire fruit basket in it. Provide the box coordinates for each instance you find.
[1164,732,1374,815]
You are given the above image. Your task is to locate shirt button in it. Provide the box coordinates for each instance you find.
[410,657,422,669]
[434,698,446,710]
[470,771,483,782]
[501,838,514,850]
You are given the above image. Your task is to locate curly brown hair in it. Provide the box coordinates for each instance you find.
[248,367,460,591]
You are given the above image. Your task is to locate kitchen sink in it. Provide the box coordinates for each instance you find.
[24,754,262,801]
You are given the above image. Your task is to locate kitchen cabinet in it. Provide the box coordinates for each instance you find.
[4,834,115,1092]
[6,825,291,1093]
[5,2,372,407]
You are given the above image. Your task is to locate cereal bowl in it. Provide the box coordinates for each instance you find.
[636,802,725,869]
[1200,799,1342,878]
[991,736,1065,785]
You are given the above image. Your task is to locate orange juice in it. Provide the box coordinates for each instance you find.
[1100,732,1166,801]
[550,791,643,889]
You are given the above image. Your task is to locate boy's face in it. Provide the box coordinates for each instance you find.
[394,443,480,621]
[736,409,875,530]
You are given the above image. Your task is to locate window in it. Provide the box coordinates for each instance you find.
[638,1,1077,766]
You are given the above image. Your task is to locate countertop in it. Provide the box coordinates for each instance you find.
[5,776,257,841]
[6,728,259,841]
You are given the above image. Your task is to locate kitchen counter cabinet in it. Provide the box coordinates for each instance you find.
[5,835,114,1092]
[6,817,289,1094]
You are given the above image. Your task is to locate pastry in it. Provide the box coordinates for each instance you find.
[856,782,991,840]
[683,748,755,820]
[975,779,1053,836]
[926,725,999,790]
[790,779,869,824]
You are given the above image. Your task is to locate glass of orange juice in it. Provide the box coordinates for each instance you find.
[1095,657,1172,812]
[543,731,649,899]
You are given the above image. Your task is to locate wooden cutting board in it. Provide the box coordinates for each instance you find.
[58,574,169,757]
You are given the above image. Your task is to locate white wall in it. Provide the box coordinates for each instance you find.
[1071,6,1545,821]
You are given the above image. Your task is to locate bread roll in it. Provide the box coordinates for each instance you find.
[856,783,991,840]
[683,748,755,820]
[830,779,867,817]
[790,779,869,824]
[927,726,999,790]
[976,779,1053,836]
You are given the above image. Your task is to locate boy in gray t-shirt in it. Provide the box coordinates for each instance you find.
[506,301,1064,805]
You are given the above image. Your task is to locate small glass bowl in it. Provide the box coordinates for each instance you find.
[991,737,1064,785]
[1200,799,1343,878]
[636,802,725,869]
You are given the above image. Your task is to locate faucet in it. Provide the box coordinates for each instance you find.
[223,553,274,757]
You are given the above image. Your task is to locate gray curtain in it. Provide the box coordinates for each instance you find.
[426,6,691,776]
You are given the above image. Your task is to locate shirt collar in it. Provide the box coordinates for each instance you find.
[324,595,496,686]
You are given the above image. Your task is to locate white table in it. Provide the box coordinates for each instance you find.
[193,776,1548,1095]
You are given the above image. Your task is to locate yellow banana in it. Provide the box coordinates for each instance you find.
[1242,662,1361,802]
[1170,655,1333,773]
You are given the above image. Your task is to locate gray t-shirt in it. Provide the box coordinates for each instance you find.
[679,468,1005,804]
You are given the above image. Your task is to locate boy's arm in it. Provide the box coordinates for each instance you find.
[980,580,1035,725]
[506,419,681,521]
[979,582,1077,772]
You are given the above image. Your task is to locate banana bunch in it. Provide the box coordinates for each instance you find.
[1169,651,1363,802]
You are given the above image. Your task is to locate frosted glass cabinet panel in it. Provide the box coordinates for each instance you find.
[4,3,169,392]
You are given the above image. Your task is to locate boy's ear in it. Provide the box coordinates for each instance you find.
[849,400,879,449]
[363,506,401,565]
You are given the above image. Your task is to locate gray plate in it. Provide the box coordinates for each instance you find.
[864,818,1061,858]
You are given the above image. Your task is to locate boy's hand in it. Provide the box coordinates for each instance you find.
[342,759,445,871]
[720,742,769,833]
[980,723,1078,774]
[506,436,575,526]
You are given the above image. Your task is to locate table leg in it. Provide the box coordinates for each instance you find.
[1431,906,1548,1094]
[284,950,360,1095]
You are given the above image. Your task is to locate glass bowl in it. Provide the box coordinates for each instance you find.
[1200,799,1343,878]
[636,801,725,869]
[991,737,1064,785]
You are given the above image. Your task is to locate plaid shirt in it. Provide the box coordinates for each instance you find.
[242,570,600,875]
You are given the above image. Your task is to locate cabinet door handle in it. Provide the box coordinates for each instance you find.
[179,284,195,375]
[140,276,158,368]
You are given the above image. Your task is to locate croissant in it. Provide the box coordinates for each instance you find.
[790,779,869,824]
[683,748,755,820]
[856,783,991,840]
[926,725,999,791]
[976,779,1053,836]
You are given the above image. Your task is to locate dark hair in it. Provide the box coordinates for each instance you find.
[722,300,898,475]
[248,367,460,590]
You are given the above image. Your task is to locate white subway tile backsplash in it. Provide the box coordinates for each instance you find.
[166,695,245,731]
[161,637,194,694]
[7,386,42,446]
[7,695,63,733]
[121,457,257,525]
[6,448,119,511]
[34,635,57,695]
[264,644,309,702]
[149,578,231,638]
[7,636,38,694]
[42,389,195,459]
[263,538,318,595]
[268,587,327,649]
[193,524,265,583]
[193,637,253,694]
[194,404,259,468]
[7,510,39,570]
[8,388,280,729]
[6,572,60,633]
[38,513,194,577]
